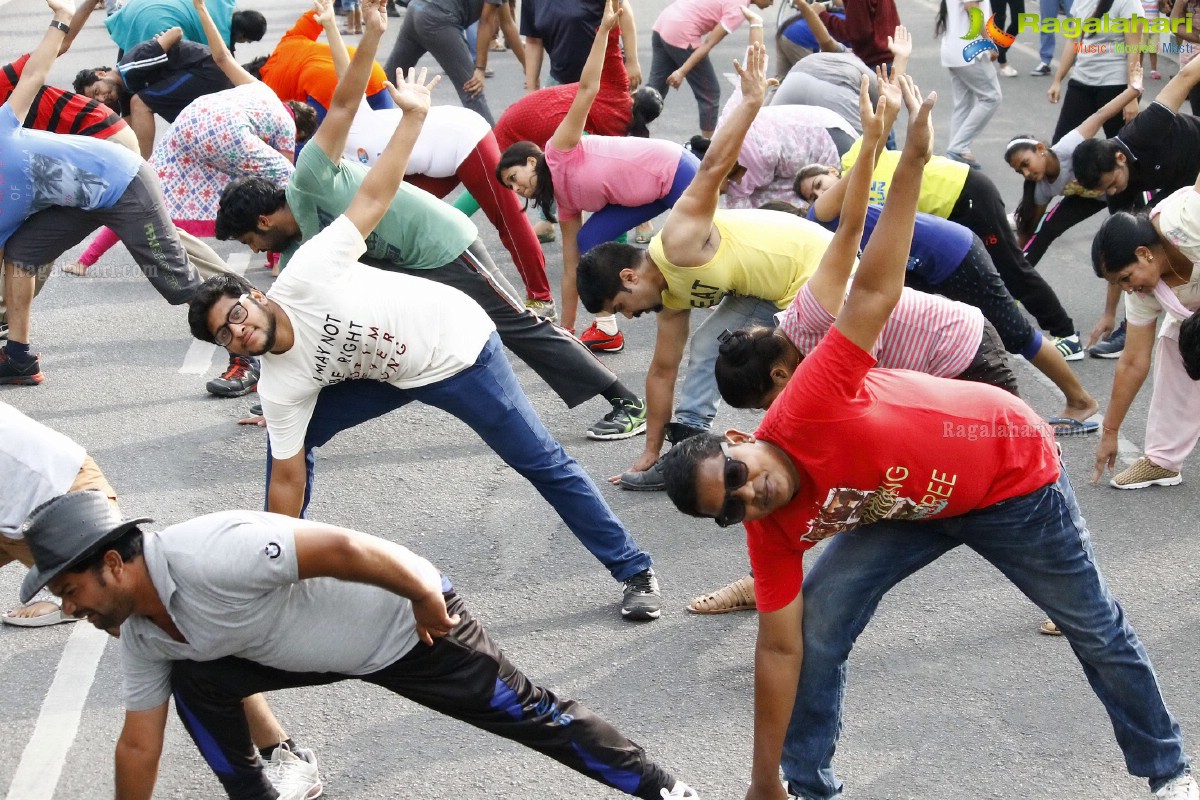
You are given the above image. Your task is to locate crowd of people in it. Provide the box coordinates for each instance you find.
[2,0,1200,797]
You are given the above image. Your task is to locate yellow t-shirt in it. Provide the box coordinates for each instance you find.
[841,139,970,220]
[649,210,831,311]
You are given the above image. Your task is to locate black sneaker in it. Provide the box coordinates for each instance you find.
[0,351,43,385]
[587,397,647,440]
[665,421,707,444]
[207,355,260,397]
[621,568,661,621]
[618,461,666,491]
[1089,320,1126,359]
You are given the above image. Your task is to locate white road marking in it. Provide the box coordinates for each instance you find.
[5,624,110,800]
[178,252,251,375]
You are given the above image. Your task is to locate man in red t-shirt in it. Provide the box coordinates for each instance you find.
[0,54,134,150]
[658,78,1196,800]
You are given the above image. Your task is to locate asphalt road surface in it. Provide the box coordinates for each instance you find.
[1,0,1197,797]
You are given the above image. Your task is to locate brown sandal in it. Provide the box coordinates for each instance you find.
[1039,618,1063,636]
[688,575,756,615]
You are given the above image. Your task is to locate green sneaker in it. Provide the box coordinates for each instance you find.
[587,397,647,440]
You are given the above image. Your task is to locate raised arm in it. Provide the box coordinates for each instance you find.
[6,0,75,124]
[193,0,255,85]
[294,524,458,645]
[316,0,351,79]
[59,0,98,55]
[311,0,387,161]
[662,41,773,253]
[1074,62,1143,140]
[156,26,184,51]
[1152,44,1200,112]
[549,0,621,151]
[835,75,935,352]
[618,0,642,88]
[344,67,440,238]
[795,0,844,54]
[887,25,911,76]
[743,4,765,47]
[805,77,889,316]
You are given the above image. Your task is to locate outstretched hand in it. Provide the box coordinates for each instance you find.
[859,74,886,142]
[386,66,441,112]
[875,64,902,120]
[363,0,387,34]
[191,0,206,12]
[600,0,621,33]
[312,0,334,27]
[898,73,936,164]
[734,41,775,105]
[1128,61,1144,94]
[887,25,911,59]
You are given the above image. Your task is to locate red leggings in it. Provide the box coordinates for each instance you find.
[406,134,551,301]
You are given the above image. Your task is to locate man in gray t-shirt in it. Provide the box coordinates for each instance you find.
[24,498,697,800]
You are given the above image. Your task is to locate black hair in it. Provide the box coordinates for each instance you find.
[63,527,145,579]
[1090,211,1160,277]
[715,327,796,408]
[1004,135,1048,240]
[72,67,110,95]
[496,141,556,222]
[685,134,711,158]
[287,100,317,143]
[231,10,268,45]
[242,55,269,80]
[628,86,663,137]
[577,242,642,313]
[215,176,288,241]
[1073,138,1120,191]
[758,199,805,215]
[935,0,948,36]
[1180,313,1200,381]
[660,433,726,518]
[187,274,256,343]
[1083,0,1118,38]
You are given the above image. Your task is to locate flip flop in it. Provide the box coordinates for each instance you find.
[2,605,80,627]
[1047,416,1099,436]
[633,228,655,244]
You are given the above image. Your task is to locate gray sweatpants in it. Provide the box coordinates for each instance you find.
[947,59,1002,156]
[362,239,617,409]
[384,0,496,125]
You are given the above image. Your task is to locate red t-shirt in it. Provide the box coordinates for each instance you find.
[1,55,127,140]
[746,326,1060,613]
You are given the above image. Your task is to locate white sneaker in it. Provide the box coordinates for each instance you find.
[661,781,699,798]
[1154,774,1199,800]
[266,743,323,800]
[998,63,1018,77]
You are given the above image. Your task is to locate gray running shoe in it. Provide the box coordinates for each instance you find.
[621,568,661,621]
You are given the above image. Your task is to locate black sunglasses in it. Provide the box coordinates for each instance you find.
[716,441,750,528]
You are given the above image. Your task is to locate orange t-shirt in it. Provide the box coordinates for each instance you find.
[260,12,388,109]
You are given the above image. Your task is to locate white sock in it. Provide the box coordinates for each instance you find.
[594,314,619,335]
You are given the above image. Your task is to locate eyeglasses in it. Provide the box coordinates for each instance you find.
[715,441,750,528]
[214,293,250,348]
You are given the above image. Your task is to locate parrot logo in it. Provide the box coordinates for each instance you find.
[962,7,1016,61]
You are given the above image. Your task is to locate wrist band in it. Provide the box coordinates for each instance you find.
[475,64,486,71]
[49,19,70,34]
[1103,426,1119,434]
[748,22,764,27]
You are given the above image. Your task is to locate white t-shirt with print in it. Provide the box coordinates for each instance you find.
[940,0,993,68]
[260,216,496,459]
[1069,0,1144,87]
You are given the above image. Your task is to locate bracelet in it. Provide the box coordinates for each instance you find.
[474,64,486,71]
[748,22,764,28]
[49,19,70,34]
[1103,426,1119,434]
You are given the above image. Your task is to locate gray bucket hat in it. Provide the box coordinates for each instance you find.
[19,490,152,604]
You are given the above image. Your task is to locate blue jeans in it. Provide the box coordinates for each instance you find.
[783,467,1189,798]
[1039,0,1073,63]
[674,295,781,430]
[264,333,652,583]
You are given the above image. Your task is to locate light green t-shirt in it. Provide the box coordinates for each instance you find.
[281,144,478,270]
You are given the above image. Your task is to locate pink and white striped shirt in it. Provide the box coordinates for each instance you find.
[781,284,984,378]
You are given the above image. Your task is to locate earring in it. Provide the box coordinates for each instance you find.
[1149,255,1154,261]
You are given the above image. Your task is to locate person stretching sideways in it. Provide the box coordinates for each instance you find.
[657,75,1198,800]
[192,1,663,620]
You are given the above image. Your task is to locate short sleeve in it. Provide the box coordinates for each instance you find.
[262,390,320,460]
[120,635,173,710]
[773,325,876,421]
[200,520,301,595]
[720,0,748,33]
[292,142,339,194]
[520,0,539,37]
[745,518,806,613]
[1116,101,1174,161]
[1123,290,1162,327]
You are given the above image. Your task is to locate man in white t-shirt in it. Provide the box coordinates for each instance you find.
[187,57,661,621]
[20,491,699,800]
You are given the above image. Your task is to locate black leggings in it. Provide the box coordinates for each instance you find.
[906,237,1042,360]
[1023,193,1108,266]
[1052,79,1127,144]
[991,0,1025,64]
[170,592,676,800]
[949,171,1076,338]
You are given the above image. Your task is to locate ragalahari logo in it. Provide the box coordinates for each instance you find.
[961,7,1016,62]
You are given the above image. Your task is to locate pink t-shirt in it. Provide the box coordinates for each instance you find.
[653,0,749,50]
[544,136,685,219]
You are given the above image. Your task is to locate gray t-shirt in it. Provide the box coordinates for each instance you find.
[1068,0,1143,86]
[771,52,879,134]
[119,511,429,710]
[1034,130,1106,204]
[427,0,503,28]
[0,402,85,539]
